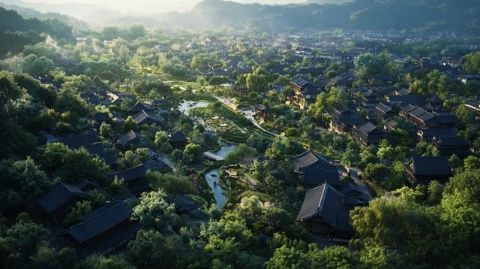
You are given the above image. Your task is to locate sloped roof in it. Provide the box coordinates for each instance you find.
[297,183,351,232]
[432,112,457,126]
[291,77,309,88]
[60,131,98,149]
[37,182,89,214]
[133,110,162,125]
[358,122,377,134]
[410,156,453,177]
[292,151,340,186]
[436,136,470,147]
[170,195,201,213]
[117,130,138,146]
[419,128,457,138]
[292,151,323,171]
[68,201,132,244]
[375,103,392,114]
[388,94,426,107]
[112,164,146,182]
[86,143,117,166]
[332,108,365,127]
[129,101,152,113]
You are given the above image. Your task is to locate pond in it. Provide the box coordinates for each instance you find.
[204,169,228,209]
[178,100,210,116]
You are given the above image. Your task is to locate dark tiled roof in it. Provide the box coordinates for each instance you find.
[112,164,146,182]
[410,156,453,177]
[291,77,309,88]
[60,131,98,149]
[332,108,365,127]
[375,103,392,115]
[170,195,201,213]
[358,122,377,134]
[129,101,152,113]
[37,182,89,214]
[117,130,138,146]
[432,112,457,126]
[133,110,162,125]
[419,128,457,139]
[297,183,351,232]
[68,201,132,244]
[388,94,426,107]
[144,160,171,173]
[86,143,117,166]
[292,151,340,186]
[436,136,470,147]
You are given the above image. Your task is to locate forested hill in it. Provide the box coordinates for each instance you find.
[0,3,89,33]
[0,7,72,56]
[183,0,480,33]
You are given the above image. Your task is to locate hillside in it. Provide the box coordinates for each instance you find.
[0,7,72,56]
[0,2,89,33]
[179,0,480,33]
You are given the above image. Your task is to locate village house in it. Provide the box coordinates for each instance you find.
[433,136,471,157]
[406,156,453,184]
[60,201,140,255]
[292,151,341,187]
[297,182,353,238]
[37,181,90,223]
[133,110,163,126]
[353,122,385,145]
[117,130,139,148]
[387,94,426,108]
[383,120,399,133]
[129,101,153,115]
[330,108,365,134]
[85,142,117,167]
[400,105,457,129]
[338,182,370,208]
[111,164,148,194]
[59,130,98,149]
[169,195,201,215]
[360,90,379,107]
[417,128,457,141]
[374,103,395,120]
[289,77,320,110]
[425,96,443,111]
[329,72,355,88]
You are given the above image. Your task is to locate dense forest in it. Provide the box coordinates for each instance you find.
[0,3,480,269]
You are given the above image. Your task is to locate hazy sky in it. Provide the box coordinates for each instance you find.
[23,0,309,13]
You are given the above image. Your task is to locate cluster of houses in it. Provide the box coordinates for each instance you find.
[291,85,474,240]
[292,151,371,239]
[35,91,195,256]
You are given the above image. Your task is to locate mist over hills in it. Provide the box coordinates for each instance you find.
[181,0,480,33]
[0,0,479,34]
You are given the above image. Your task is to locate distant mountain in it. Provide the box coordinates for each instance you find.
[0,0,124,27]
[0,2,89,33]
[177,0,480,33]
